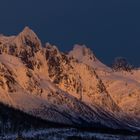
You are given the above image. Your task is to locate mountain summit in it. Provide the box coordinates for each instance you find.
[15,26,42,50]
[0,27,140,130]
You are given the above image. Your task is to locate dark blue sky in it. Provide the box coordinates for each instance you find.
[0,0,140,66]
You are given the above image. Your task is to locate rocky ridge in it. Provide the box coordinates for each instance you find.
[0,27,139,130]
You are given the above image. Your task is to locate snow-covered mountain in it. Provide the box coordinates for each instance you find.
[0,27,139,130]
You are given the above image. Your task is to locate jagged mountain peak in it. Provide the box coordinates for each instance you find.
[45,43,63,59]
[72,44,96,58]
[69,44,96,62]
[46,43,60,53]
[23,26,33,32]
[69,44,110,71]
[20,26,39,40]
[14,26,42,50]
[0,27,42,56]
[73,44,87,49]
[73,44,92,52]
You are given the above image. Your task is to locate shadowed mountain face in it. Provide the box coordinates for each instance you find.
[0,27,140,131]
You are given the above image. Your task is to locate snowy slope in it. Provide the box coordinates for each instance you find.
[69,43,140,124]
[0,53,126,128]
[0,27,139,130]
[100,70,140,119]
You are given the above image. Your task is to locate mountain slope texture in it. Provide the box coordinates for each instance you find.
[0,27,140,131]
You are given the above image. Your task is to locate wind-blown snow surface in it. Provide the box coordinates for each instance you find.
[0,27,140,130]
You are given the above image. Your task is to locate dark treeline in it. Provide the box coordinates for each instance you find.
[0,101,140,137]
[0,102,70,135]
[0,102,48,135]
